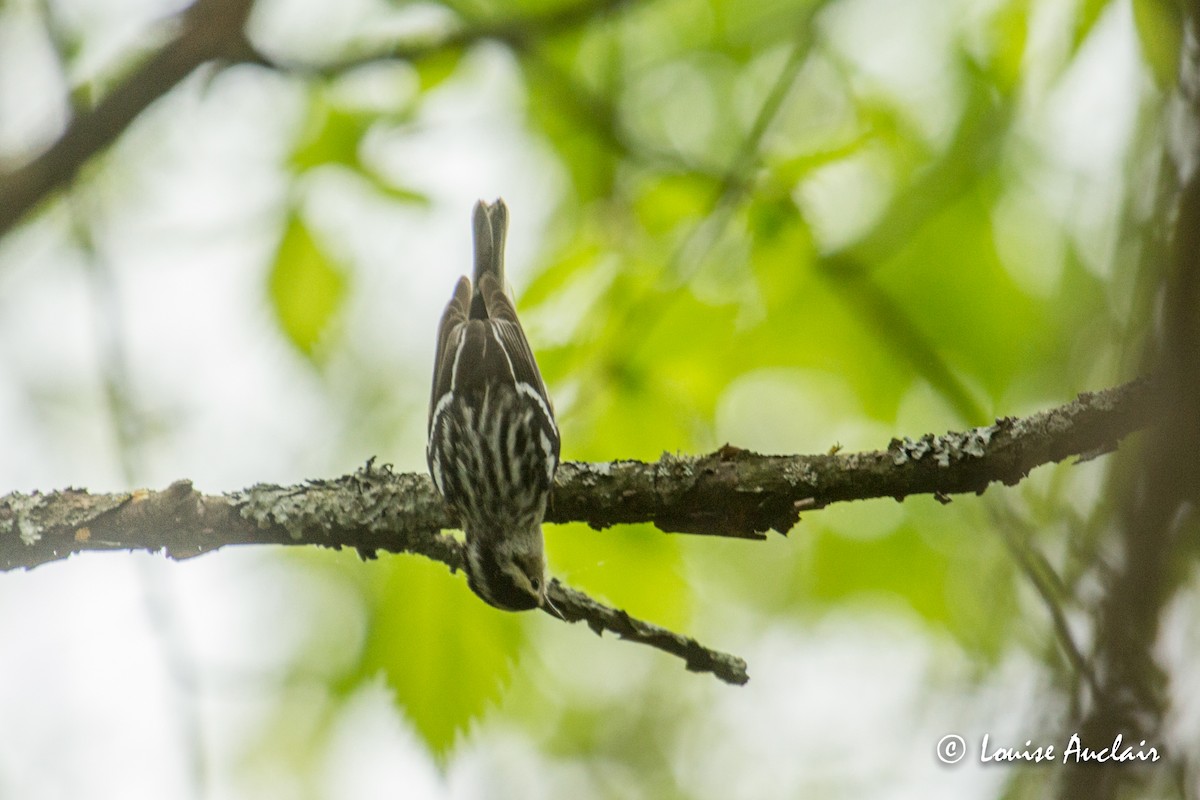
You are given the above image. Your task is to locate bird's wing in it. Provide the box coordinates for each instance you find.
[477,271,554,417]
[429,276,471,427]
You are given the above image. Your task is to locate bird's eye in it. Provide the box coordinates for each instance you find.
[531,577,541,592]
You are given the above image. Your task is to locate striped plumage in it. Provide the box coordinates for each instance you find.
[427,199,560,611]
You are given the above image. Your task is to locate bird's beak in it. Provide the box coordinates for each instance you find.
[541,587,566,620]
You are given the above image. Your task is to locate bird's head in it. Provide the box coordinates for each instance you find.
[464,529,546,612]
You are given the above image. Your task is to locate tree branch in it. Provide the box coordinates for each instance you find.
[551,377,1156,537]
[0,471,749,684]
[0,0,634,239]
[0,378,1155,685]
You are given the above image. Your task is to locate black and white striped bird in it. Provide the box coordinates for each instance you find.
[427,199,560,611]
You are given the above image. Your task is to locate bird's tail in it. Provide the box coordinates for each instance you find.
[472,199,508,285]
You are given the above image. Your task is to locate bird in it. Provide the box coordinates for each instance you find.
[426,199,560,611]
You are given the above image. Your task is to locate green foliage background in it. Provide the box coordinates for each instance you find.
[1,0,1187,795]
[259,0,1171,787]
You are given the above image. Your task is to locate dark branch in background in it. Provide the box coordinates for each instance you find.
[1061,6,1200,796]
[0,0,633,239]
[0,379,1157,685]
[992,505,1102,706]
[0,0,258,238]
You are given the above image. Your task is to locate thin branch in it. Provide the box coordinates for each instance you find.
[0,472,748,684]
[546,579,748,684]
[992,505,1101,706]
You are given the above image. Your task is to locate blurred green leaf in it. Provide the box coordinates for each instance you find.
[521,56,620,201]
[291,102,375,173]
[632,173,719,235]
[806,506,1017,657]
[268,215,347,358]
[414,46,465,92]
[520,229,605,309]
[808,523,951,622]
[347,556,524,758]
[1071,0,1113,53]
[873,192,1044,403]
[361,171,434,207]
[1133,0,1183,87]
[549,523,687,629]
[986,1,1028,94]
[289,88,429,205]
